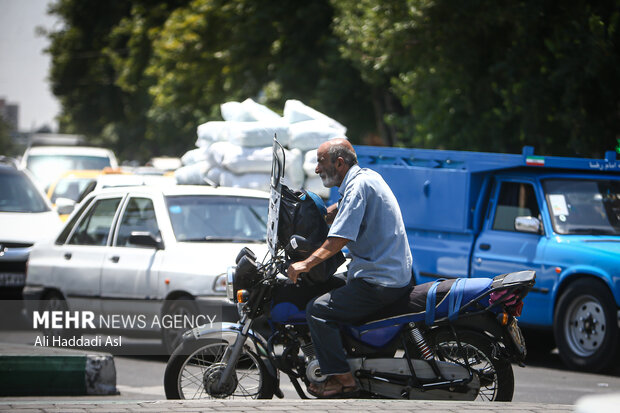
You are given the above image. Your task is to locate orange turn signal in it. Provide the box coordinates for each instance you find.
[497,312,509,326]
[237,289,249,303]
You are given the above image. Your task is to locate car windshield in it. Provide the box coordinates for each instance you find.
[50,177,96,203]
[543,179,620,235]
[26,154,112,190]
[166,195,268,243]
[0,171,50,213]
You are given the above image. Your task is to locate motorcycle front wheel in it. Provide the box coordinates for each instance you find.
[428,329,514,402]
[164,338,276,399]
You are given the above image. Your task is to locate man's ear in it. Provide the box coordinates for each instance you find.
[336,157,345,169]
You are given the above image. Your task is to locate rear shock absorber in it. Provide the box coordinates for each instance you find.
[408,323,434,360]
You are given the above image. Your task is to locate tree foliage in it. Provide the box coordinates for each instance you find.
[46,0,375,161]
[47,0,620,159]
[332,0,620,156]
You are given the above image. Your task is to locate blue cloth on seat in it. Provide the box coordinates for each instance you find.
[448,278,466,321]
[425,280,444,325]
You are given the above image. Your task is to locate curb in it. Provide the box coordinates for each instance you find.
[0,343,117,396]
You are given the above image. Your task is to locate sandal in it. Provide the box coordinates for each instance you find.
[307,377,361,399]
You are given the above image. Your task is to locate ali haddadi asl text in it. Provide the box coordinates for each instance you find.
[34,334,121,347]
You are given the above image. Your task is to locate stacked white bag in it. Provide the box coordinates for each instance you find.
[176,98,347,198]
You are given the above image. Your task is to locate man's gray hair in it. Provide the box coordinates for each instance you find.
[327,143,358,166]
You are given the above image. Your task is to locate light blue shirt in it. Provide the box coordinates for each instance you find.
[328,164,412,288]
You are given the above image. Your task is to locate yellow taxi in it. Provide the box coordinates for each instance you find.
[47,168,177,221]
[46,168,128,221]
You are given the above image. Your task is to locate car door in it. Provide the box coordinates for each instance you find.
[100,195,164,328]
[472,179,548,278]
[54,195,123,314]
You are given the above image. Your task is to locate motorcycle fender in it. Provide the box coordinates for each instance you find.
[448,313,505,340]
[438,314,523,361]
[181,321,279,380]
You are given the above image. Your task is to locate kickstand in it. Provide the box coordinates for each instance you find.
[287,373,310,399]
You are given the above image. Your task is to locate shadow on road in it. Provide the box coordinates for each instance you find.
[522,328,620,377]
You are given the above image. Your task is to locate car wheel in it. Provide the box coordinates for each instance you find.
[39,291,69,339]
[554,278,620,372]
[162,298,199,354]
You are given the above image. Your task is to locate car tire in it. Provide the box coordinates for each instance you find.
[39,291,70,339]
[554,278,620,372]
[162,297,199,354]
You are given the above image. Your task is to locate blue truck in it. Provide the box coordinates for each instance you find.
[331,145,620,372]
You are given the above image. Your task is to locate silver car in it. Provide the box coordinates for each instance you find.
[0,158,62,298]
[24,184,269,353]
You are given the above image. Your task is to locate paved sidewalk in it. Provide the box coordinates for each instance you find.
[0,399,574,412]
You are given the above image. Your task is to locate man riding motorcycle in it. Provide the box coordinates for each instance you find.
[287,138,413,398]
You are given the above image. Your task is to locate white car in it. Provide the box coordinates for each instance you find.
[0,158,62,298]
[24,184,269,352]
[21,145,118,192]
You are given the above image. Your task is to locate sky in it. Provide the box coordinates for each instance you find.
[0,0,60,132]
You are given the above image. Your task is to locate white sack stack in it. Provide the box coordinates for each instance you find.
[178,98,348,198]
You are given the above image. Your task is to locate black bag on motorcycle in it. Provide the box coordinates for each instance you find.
[277,185,345,284]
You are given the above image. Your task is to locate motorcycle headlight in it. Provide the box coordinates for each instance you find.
[226,265,235,302]
[232,255,260,303]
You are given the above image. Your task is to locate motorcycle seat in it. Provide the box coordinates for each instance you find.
[352,277,493,329]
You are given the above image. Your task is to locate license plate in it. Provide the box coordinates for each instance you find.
[507,318,527,359]
[0,272,25,287]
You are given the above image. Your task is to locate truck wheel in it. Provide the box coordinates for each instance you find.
[554,279,619,372]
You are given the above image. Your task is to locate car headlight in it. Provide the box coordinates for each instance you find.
[226,266,235,302]
[213,272,227,294]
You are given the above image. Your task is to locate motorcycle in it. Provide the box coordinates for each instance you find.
[164,139,535,401]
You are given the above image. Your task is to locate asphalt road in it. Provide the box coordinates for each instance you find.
[111,346,620,404]
[2,329,619,405]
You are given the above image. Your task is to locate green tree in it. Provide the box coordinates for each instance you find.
[46,0,190,161]
[145,0,375,146]
[333,0,620,156]
[46,0,377,161]
[46,0,132,147]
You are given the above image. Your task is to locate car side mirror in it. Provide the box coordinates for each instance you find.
[55,197,76,215]
[128,231,163,249]
[515,216,542,234]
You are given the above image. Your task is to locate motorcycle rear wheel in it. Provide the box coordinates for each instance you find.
[164,339,276,399]
[428,329,514,402]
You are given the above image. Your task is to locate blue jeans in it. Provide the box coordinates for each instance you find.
[305,278,409,375]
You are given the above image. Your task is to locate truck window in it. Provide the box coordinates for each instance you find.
[543,179,620,235]
[493,182,540,231]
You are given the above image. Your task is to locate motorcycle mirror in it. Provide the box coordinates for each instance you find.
[235,247,257,264]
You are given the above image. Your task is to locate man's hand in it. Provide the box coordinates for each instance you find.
[287,261,310,284]
[286,237,349,284]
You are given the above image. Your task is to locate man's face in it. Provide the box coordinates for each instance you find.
[315,149,339,188]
